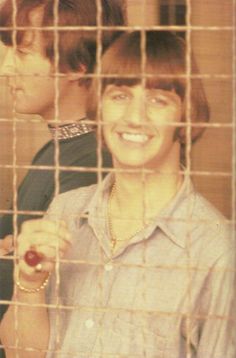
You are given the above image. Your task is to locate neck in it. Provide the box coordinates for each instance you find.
[42,84,88,124]
[112,154,182,220]
[108,163,183,252]
[114,171,182,220]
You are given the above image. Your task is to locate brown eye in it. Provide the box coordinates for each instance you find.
[110,92,129,102]
[146,94,168,107]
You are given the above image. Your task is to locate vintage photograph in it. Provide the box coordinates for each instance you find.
[0,1,235,357]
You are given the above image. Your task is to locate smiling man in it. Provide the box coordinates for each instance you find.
[101,85,182,170]
[0,1,126,356]
[0,0,126,238]
[0,31,234,358]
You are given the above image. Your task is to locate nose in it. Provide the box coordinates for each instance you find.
[125,96,146,127]
[0,47,16,75]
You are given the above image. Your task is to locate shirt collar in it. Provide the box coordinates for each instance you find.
[155,175,195,248]
[48,119,94,141]
[78,174,114,232]
[81,173,195,250]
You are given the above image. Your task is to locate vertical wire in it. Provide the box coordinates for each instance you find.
[4,0,235,356]
[52,0,61,354]
[232,0,236,333]
[231,0,236,348]
[233,0,236,235]
[52,3,60,199]
[169,0,176,25]
[140,1,148,355]
[96,0,103,189]
[11,0,20,356]
[185,0,193,357]
[95,0,103,353]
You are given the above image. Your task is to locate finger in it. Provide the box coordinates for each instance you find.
[35,261,55,273]
[18,227,71,254]
[0,235,13,250]
[0,249,9,256]
[20,232,70,249]
[36,241,70,258]
[18,232,71,257]
[21,219,71,242]
[0,247,14,256]
[27,245,68,261]
[18,258,54,277]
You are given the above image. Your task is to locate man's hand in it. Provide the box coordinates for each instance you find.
[17,219,72,286]
[0,235,14,256]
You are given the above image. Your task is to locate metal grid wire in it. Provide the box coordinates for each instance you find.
[0,0,235,356]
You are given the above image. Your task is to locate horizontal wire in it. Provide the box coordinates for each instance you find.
[0,73,235,79]
[0,165,233,177]
[1,1,234,355]
[0,118,234,127]
[0,25,234,31]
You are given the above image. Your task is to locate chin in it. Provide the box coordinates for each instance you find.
[114,157,152,170]
[15,106,40,116]
[14,104,30,114]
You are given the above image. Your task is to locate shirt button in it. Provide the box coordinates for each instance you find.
[85,319,94,329]
[104,263,113,271]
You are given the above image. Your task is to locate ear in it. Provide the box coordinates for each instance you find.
[67,64,87,82]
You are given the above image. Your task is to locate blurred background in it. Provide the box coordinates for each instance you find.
[0,0,235,219]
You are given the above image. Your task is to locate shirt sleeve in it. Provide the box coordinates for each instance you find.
[196,249,235,358]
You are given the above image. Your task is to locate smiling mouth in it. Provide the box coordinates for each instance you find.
[119,132,150,144]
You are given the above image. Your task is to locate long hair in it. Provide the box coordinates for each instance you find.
[88,30,210,147]
[0,0,127,82]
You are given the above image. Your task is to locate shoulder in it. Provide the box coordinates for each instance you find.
[192,190,227,223]
[31,140,53,163]
[45,184,97,220]
[191,190,228,229]
[189,190,233,260]
[59,133,112,167]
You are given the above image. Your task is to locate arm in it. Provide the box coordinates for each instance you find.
[0,219,71,358]
[0,279,49,358]
[197,250,235,357]
[0,236,14,322]
[58,138,112,194]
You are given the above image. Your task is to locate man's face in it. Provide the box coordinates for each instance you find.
[102,84,183,170]
[0,8,70,119]
[1,33,54,117]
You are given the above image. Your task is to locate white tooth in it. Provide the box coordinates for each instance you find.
[121,133,148,143]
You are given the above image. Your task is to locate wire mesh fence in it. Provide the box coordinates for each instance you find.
[0,0,235,357]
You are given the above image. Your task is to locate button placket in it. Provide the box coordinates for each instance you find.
[104,262,113,271]
[85,319,95,329]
